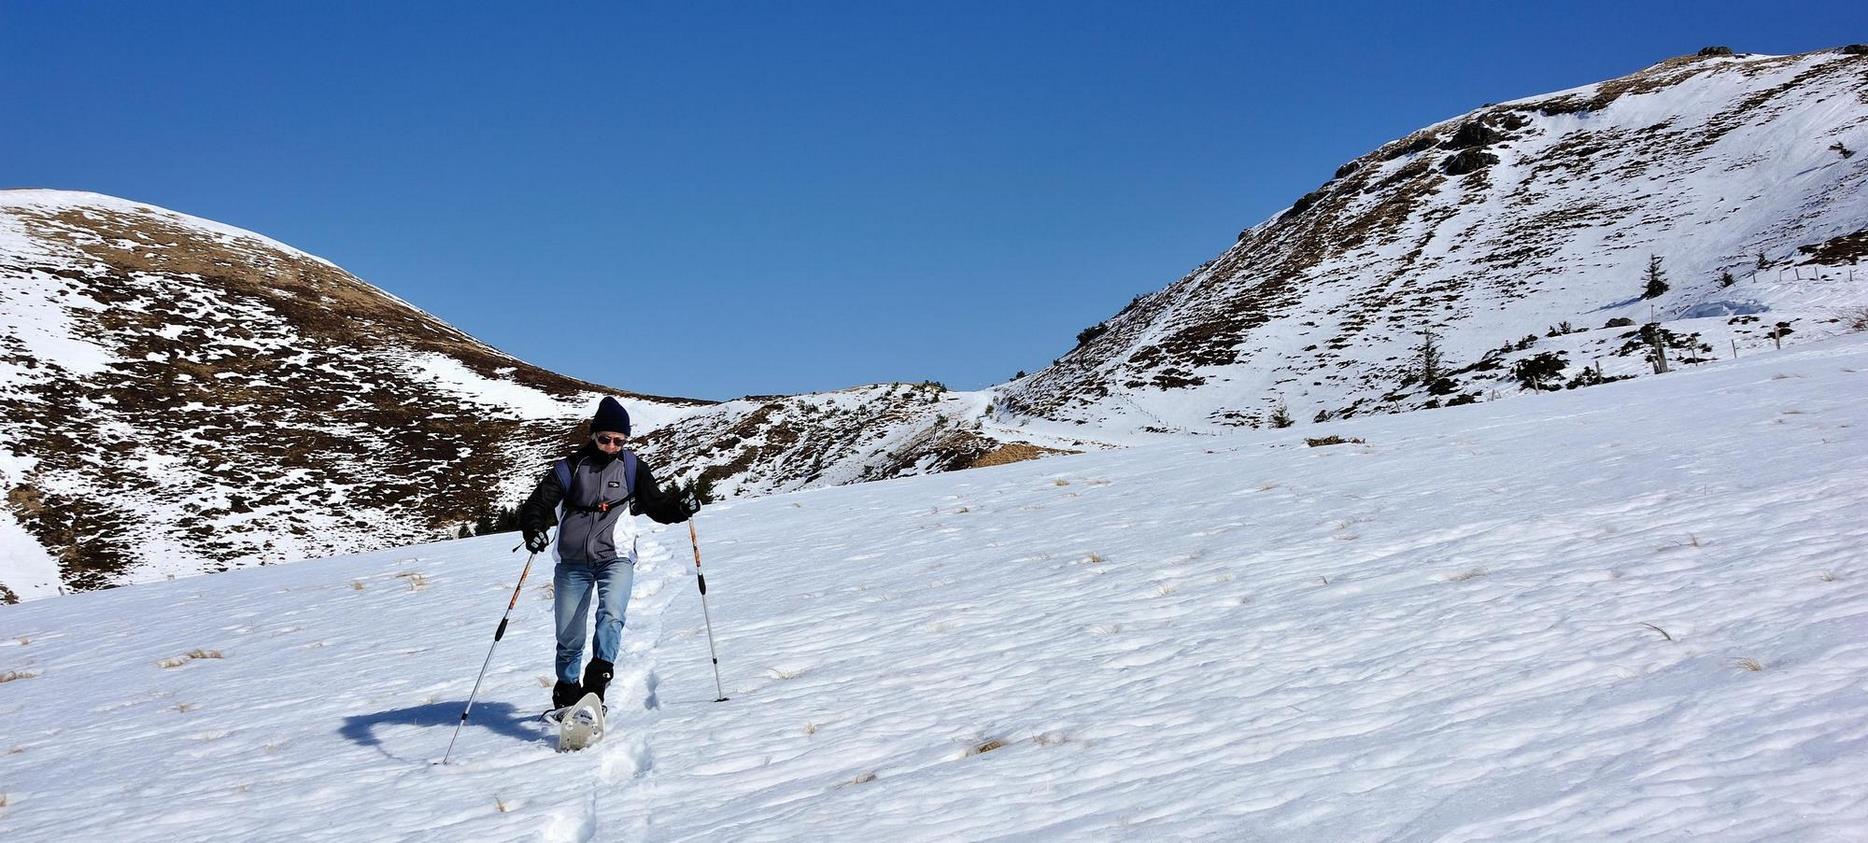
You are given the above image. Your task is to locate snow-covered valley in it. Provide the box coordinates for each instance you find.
[2,333,1864,840]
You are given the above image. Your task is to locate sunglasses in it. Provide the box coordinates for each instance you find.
[594,434,626,446]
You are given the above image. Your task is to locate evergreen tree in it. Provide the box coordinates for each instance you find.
[1641,255,1669,299]
[1419,326,1443,384]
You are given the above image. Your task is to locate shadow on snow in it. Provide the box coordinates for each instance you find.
[340,700,541,761]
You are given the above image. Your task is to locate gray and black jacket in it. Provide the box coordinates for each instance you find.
[518,444,693,564]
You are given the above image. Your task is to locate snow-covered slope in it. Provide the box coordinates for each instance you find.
[0,190,706,600]
[1003,47,1868,432]
[2,333,1864,840]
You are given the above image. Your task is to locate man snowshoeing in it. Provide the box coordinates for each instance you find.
[519,396,701,713]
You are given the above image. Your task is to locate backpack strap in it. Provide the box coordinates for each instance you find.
[553,458,573,492]
[623,450,638,499]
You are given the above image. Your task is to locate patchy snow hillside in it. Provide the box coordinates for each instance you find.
[1002,47,1868,434]
[637,383,1110,500]
[0,190,707,600]
[2,333,1864,840]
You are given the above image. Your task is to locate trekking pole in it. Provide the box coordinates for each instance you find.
[441,546,540,764]
[688,520,728,702]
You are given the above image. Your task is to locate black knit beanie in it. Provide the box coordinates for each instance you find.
[591,396,631,436]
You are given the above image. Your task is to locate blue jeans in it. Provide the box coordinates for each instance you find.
[553,559,634,684]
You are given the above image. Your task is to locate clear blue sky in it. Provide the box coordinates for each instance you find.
[5,2,1859,399]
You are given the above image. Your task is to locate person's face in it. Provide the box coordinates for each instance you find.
[593,431,626,452]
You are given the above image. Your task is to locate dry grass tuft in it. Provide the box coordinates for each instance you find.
[1154,583,1178,597]
[16,637,28,646]
[394,572,429,591]
[847,771,877,785]
[1305,435,1367,447]
[1640,623,1674,642]
[1444,568,1488,582]
[768,666,808,681]
[1085,552,1104,565]
[1033,731,1070,747]
[1843,305,1868,332]
[174,703,196,713]
[969,738,1008,756]
[495,796,511,813]
[350,580,365,591]
[1052,478,1071,487]
[803,722,819,736]
[159,649,224,668]
[1734,657,1765,672]
[0,671,39,684]
[1820,571,1838,582]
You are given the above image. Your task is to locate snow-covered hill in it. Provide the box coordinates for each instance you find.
[1002,47,1868,432]
[8,48,1867,600]
[0,190,706,600]
[2,333,1864,840]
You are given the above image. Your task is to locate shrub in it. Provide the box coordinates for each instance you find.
[1565,366,1631,389]
[1697,46,1735,57]
[1603,317,1635,328]
[1831,142,1855,159]
[1268,398,1294,429]
[1511,351,1568,390]
[1844,44,1868,55]
[1719,270,1736,287]
[1333,160,1361,179]
[1075,323,1109,347]
[1305,435,1366,447]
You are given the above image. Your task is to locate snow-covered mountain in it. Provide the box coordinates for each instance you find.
[6,47,1866,600]
[0,190,706,600]
[1000,47,1868,431]
[2,332,1863,839]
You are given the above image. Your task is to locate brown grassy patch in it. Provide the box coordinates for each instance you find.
[1734,657,1764,672]
[970,442,1071,469]
[1305,435,1367,447]
[0,671,39,684]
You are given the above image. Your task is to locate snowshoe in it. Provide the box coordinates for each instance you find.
[556,692,605,752]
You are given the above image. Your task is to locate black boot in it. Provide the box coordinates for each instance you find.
[582,658,614,701]
[552,680,583,710]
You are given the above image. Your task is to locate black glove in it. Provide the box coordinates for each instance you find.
[524,530,551,554]
[680,490,702,517]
